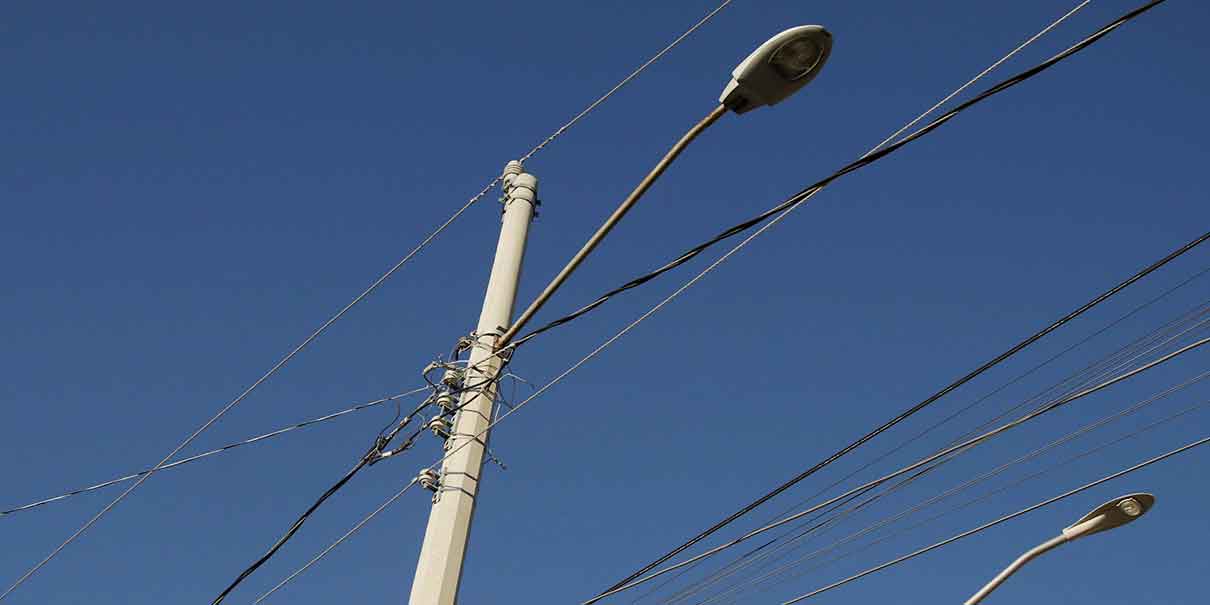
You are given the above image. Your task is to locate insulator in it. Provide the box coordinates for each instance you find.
[435,392,455,411]
[417,469,440,492]
[427,415,452,439]
[441,368,464,389]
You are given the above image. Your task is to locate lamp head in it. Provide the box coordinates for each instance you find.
[1062,493,1155,541]
[720,25,833,114]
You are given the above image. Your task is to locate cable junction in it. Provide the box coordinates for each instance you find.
[242,1,1187,600]
[0,2,731,598]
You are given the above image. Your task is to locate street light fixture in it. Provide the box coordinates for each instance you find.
[721,25,834,114]
[965,493,1155,604]
[498,25,834,346]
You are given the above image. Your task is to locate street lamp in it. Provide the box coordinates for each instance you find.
[720,25,833,114]
[498,25,834,346]
[965,493,1155,604]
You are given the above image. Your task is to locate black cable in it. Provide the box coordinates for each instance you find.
[210,455,371,605]
[209,370,506,603]
[514,0,1173,349]
[585,3,1186,597]
[597,234,1206,600]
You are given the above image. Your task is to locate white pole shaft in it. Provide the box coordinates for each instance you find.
[409,162,537,605]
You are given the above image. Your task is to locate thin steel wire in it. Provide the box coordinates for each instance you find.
[517,0,733,163]
[580,3,1183,593]
[252,479,421,604]
[0,1,732,597]
[589,334,1209,601]
[656,286,1210,604]
[690,375,1210,605]
[0,387,430,518]
[781,433,1210,604]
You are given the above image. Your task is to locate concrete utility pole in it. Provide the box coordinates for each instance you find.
[409,161,537,605]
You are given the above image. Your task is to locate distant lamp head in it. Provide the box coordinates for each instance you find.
[720,25,833,114]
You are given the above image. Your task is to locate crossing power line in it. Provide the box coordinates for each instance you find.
[647,303,1210,604]
[666,372,1210,605]
[0,387,430,518]
[780,433,1210,604]
[586,332,1210,602]
[243,4,1196,597]
[0,2,732,599]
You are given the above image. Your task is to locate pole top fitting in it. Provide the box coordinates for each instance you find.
[501,160,524,188]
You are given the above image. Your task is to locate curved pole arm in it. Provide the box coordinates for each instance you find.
[965,514,1106,604]
[497,104,727,347]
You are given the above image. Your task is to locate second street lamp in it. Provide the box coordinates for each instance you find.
[965,492,1156,604]
[497,24,835,347]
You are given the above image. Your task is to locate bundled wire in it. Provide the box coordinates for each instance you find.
[512,0,1174,349]
[583,1,1190,592]
[209,396,432,604]
[782,432,1210,604]
[209,366,508,604]
[644,278,1210,605]
[1,388,430,518]
[588,332,1210,601]
[679,376,1210,605]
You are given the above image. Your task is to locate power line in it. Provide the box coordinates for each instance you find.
[683,376,1210,605]
[864,0,1090,156]
[700,398,1210,605]
[766,400,1208,603]
[509,0,1160,349]
[517,0,733,164]
[0,2,731,597]
[499,104,727,347]
[254,299,1207,603]
[587,333,1209,602]
[208,386,448,605]
[253,478,421,604]
[647,273,1210,604]
[0,387,431,518]
[209,369,507,604]
[246,1,1180,597]
[659,351,1206,605]
[781,433,1210,604]
[515,3,1191,596]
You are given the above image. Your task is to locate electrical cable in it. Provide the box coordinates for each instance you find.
[499,104,728,347]
[251,373,506,603]
[208,388,444,605]
[762,400,1210,603]
[518,0,733,163]
[510,0,1167,350]
[652,285,1210,604]
[0,2,731,596]
[209,370,507,603]
[781,433,1210,604]
[586,333,1209,602]
[255,302,1207,603]
[252,477,422,604]
[252,2,1183,597]
[647,334,1210,605]
[0,387,431,518]
[687,376,1210,605]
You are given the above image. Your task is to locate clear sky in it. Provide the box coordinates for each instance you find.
[2,1,1208,604]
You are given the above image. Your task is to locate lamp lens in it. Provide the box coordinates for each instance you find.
[769,36,823,81]
[1117,498,1143,517]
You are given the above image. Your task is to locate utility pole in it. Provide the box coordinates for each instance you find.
[409,160,538,605]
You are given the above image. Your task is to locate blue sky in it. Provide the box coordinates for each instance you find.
[2,1,1208,604]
